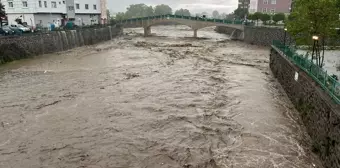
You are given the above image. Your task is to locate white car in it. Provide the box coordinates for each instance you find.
[10,24,31,32]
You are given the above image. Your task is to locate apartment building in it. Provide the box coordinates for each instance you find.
[249,0,258,13]
[3,0,101,27]
[238,0,250,11]
[257,0,292,14]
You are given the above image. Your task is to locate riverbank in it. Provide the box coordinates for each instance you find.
[0,25,123,65]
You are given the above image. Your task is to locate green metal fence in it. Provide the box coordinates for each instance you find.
[119,14,244,25]
[272,40,340,104]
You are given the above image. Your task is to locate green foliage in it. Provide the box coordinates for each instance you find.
[212,10,220,18]
[125,4,154,18]
[272,13,285,23]
[287,0,339,44]
[154,4,172,15]
[234,8,248,19]
[174,9,191,16]
[260,13,271,23]
[253,12,262,20]
[114,12,126,21]
[287,0,339,67]
[247,14,254,20]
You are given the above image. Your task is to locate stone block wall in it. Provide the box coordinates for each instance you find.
[270,46,340,168]
[215,26,235,35]
[0,25,123,64]
[244,26,293,46]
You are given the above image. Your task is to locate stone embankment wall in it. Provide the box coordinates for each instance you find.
[0,25,123,64]
[270,46,340,168]
[216,26,293,46]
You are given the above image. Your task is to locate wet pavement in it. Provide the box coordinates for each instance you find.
[0,26,322,168]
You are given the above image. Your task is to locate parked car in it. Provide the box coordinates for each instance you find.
[8,25,23,35]
[10,24,31,32]
[0,25,15,35]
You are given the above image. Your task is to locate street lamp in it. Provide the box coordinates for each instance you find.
[283,28,287,46]
[311,35,319,63]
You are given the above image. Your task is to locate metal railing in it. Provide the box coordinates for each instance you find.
[272,40,340,103]
[119,15,244,25]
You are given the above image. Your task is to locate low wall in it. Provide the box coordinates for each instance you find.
[270,46,340,168]
[0,25,123,64]
[215,26,293,46]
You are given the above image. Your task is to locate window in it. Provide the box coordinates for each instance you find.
[76,3,79,9]
[85,4,89,9]
[271,0,276,4]
[8,2,13,8]
[44,1,47,7]
[270,8,275,13]
[22,1,28,7]
[263,0,268,4]
[39,1,42,7]
[51,1,57,8]
[93,4,97,10]
[63,1,65,4]
[68,6,74,10]
[262,8,267,12]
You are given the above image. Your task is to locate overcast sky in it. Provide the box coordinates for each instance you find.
[108,0,239,15]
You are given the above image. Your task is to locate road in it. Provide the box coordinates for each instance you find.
[0,26,322,168]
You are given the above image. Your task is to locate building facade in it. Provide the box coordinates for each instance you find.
[238,0,250,11]
[100,0,107,24]
[257,0,292,14]
[249,0,258,13]
[3,0,101,27]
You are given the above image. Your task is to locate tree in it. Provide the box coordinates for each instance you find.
[174,9,191,16]
[154,4,172,15]
[260,13,271,24]
[125,4,154,18]
[212,10,220,18]
[253,12,262,26]
[272,13,285,23]
[220,13,227,19]
[0,2,5,27]
[287,0,339,68]
[114,12,126,21]
[234,8,248,19]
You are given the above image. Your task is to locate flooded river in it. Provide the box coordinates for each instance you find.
[0,26,322,168]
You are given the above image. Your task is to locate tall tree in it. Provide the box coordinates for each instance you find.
[253,12,262,26]
[114,12,126,21]
[260,13,271,24]
[125,4,154,18]
[287,0,339,67]
[234,8,248,19]
[220,13,227,19]
[272,13,285,23]
[212,10,220,18]
[154,4,172,15]
[0,2,5,27]
[174,9,191,16]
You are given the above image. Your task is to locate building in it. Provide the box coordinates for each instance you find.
[238,0,250,11]
[99,0,107,24]
[2,0,101,27]
[257,0,292,14]
[249,0,258,13]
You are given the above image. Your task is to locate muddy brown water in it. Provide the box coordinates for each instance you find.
[0,26,322,168]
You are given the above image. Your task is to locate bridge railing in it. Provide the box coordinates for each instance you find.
[272,40,340,104]
[119,15,244,25]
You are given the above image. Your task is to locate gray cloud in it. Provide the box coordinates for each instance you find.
[108,0,238,15]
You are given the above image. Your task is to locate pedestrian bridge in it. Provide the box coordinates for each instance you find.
[119,15,245,39]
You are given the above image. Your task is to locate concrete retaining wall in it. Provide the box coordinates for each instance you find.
[0,25,123,64]
[216,26,293,46]
[270,46,340,168]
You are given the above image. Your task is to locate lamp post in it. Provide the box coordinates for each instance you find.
[312,35,319,63]
[283,28,287,46]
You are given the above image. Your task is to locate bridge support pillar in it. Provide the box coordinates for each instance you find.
[193,29,198,38]
[144,27,151,37]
